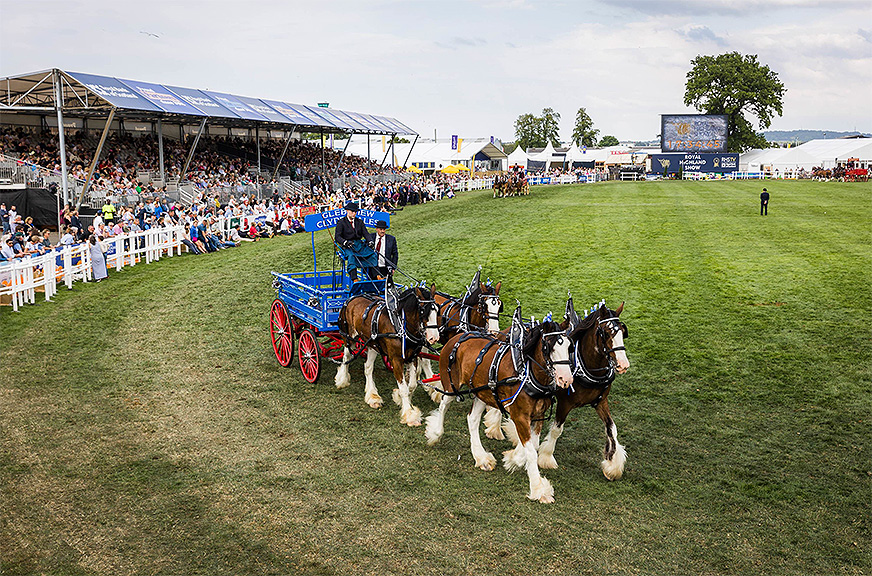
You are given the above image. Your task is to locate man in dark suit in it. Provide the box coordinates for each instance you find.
[373,220,398,279]
[335,201,376,281]
[760,188,770,215]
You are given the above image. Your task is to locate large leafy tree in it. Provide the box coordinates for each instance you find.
[513,108,562,150]
[684,52,786,152]
[540,107,561,147]
[599,135,619,147]
[572,107,599,147]
[513,113,544,150]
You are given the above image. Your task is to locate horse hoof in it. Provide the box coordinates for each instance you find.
[476,453,496,471]
[365,395,383,409]
[538,455,559,470]
[401,406,422,427]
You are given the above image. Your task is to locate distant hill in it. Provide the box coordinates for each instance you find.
[763,130,870,144]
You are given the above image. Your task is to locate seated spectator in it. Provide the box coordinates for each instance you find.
[181,224,202,255]
[1,236,21,260]
[59,227,76,246]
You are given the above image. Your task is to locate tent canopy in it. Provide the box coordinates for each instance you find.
[0,68,415,135]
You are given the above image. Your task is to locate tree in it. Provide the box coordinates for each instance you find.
[540,107,561,147]
[572,107,599,147]
[684,52,786,152]
[513,108,562,150]
[513,113,544,150]
[599,135,619,147]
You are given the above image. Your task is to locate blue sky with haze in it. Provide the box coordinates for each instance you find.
[2,0,870,142]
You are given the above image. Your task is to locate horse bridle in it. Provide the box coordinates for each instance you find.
[478,294,503,326]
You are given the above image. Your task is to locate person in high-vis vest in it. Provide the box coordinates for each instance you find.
[101,199,117,226]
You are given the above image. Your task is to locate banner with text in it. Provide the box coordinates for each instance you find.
[649,153,739,174]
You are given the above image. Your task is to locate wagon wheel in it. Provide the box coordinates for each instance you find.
[298,328,322,383]
[270,299,295,367]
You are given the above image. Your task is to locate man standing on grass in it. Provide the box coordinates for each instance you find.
[760,188,770,216]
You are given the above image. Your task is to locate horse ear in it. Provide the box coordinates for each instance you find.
[615,301,624,316]
[430,283,436,298]
[493,281,501,295]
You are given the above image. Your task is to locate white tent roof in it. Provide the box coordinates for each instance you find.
[740,138,871,170]
[507,146,528,166]
[528,141,556,162]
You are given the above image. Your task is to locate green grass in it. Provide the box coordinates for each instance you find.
[1,180,870,575]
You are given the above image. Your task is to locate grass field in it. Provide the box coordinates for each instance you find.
[1,180,870,575]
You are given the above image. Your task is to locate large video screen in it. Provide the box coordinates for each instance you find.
[661,114,728,153]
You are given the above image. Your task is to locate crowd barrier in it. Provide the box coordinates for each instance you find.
[1,225,186,313]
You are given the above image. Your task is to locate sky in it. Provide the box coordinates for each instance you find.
[1,0,870,143]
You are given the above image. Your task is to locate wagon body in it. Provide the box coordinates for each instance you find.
[269,207,394,383]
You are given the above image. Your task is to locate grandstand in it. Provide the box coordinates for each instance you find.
[0,68,418,210]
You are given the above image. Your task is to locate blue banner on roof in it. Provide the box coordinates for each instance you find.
[301,105,342,128]
[166,85,240,119]
[235,95,292,124]
[345,111,382,132]
[260,100,316,127]
[329,109,367,132]
[117,78,206,116]
[283,103,333,127]
[200,91,267,121]
[66,72,162,112]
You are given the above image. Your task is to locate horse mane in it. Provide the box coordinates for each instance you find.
[572,304,610,334]
[523,320,561,356]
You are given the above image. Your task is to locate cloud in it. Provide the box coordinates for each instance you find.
[599,0,867,17]
[679,25,728,47]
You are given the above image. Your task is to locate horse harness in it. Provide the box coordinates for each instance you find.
[342,292,438,363]
[566,315,628,407]
[436,291,501,336]
[438,328,567,416]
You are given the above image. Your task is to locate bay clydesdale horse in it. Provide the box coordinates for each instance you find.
[501,300,630,481]
[427,313,574,503]
[335,285,440,426]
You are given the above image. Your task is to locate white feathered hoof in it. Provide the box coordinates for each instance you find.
[484,409,505,440]
[334,370,351,389]
[501,448,526,473]
[601,443,627,480]
[538,454,559,470]
[474,452,497,471]
[365,392,384,409]
[424,410,443,445]
[400,405,422,427]
[528,477,555,504]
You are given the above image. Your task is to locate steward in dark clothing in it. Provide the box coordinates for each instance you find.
[760,188,770,216]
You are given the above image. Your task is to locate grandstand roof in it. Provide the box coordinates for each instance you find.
[0,68,415,135]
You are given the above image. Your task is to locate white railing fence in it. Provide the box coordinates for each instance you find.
[1,225,186,313]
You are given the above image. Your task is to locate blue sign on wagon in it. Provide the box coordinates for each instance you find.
[304,209,390,232]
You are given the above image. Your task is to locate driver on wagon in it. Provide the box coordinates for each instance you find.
[335,201,377,282]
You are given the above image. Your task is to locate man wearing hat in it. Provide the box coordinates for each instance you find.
[373,220,398,278]
[335,201,377,281]
[760,187,770,216]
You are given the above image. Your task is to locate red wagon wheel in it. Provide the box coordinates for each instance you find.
[270,300,295,367]
[298,328,322,383]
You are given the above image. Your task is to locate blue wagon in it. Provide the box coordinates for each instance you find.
[270,208,395,383]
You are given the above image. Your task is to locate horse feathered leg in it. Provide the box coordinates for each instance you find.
[468,398,496,471]
[334,346,353,389]
[425,393,452,446]
[363,347,383,408]
[537,422,563,469]
[395,359,422,427]
[596,398,626,480]
[484,406,505,440]
[504,410,554,503]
